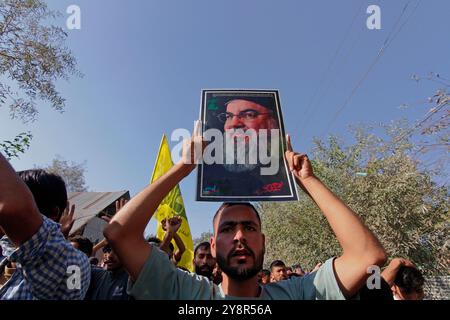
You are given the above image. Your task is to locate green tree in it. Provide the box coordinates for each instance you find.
[193,231,213,248]
[0,0,80,158]
[260,123,449,276]
[0,131,32,160]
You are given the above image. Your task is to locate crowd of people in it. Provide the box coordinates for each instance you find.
[0,131,426,300]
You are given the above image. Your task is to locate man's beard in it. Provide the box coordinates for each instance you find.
[222,132,273,173]
[195,265,213,278]
[216,245,264,281]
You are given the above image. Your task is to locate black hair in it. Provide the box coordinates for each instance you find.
[213,202,261,232]
[224,96,276,113]
[147,236,162,245]
[194,242,211,257]
[260,269,271,277]
[102,244,112,253]
[270,260,286,271]
[394,266,425,294]
[69,235,93,257]
[17,169,67,220]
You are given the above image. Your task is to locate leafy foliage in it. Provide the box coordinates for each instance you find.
[1,0,80,158]
[0,131,32,159]
[260,123,449,276]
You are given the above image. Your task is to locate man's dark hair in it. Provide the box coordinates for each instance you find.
[102,244,112,253]
[17,169,67,220]
[194,242,211,257]
[213,202,261,231]
[394,266,425,294]
[260,269,270,277]
[270,260,286,271]
[147,236,161,245]
[69,235,93,257]
[224,96,276,113]
[291,264,302,270]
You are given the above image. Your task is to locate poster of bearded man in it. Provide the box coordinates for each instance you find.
[196,89,298,202]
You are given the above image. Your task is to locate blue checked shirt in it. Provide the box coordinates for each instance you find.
[0,215,91,300]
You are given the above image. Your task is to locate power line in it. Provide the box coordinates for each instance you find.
[299,0,366,133]
[321,0,422,138]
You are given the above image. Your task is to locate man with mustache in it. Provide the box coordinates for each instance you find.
[270,260,288,282]
[201,96,293,199]
[193,242,216,279]
[104,133,387,299]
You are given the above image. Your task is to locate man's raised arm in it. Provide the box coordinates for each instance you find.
[285,135,387,298]
[104,129,202,281]
[0,153,42,246]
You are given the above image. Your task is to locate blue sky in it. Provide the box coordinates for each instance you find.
[1,0,449,238]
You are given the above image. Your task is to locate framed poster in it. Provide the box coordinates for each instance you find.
[196,89,298,202]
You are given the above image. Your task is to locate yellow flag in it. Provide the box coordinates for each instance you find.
[150,135,194,272]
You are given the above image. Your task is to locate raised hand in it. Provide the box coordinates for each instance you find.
[101,198,127,223]
[60,202,75,238]
[179,120,205,171]
[167,216,182,234]
[285,134,314,181]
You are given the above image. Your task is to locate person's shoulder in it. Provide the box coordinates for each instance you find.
[262,278,304,299]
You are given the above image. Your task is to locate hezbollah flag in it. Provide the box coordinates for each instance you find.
[150,134,194,272]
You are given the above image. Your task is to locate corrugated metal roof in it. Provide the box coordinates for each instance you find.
[67,191,129,235]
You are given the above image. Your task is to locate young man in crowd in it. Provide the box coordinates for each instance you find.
[0,154,90,299]
[70,235,94,257]
[193,242,216,279]
[104,132,387,299]
[270,260,288,282]
[84,244,132,300]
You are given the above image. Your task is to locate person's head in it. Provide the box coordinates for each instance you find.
[258,269,271,284]
[211,202,265,282]
[219,98,280,174]
[270,260,288,282]
[69,235,93,257]
[291,264,305,276]
[193,242,216,278]
[221,99,278,132]
[17,169,67,222]
[89,257,99,266]
[392,266,425,300]
[102,244,122,271]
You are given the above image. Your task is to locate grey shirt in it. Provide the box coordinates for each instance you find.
[128,244,345,300]
[86,267,132,300]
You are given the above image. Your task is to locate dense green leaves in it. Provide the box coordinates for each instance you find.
[1,0,80,158]
[260,123,449,276]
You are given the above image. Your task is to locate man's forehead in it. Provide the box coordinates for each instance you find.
[215,206,260,227]
[197,247,211,254]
